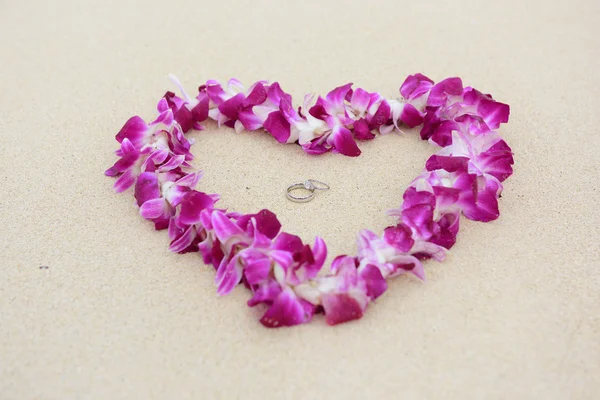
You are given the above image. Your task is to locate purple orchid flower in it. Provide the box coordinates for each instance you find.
[247,233,327,327]
[317,256,370,325]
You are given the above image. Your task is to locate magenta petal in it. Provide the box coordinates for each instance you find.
[179,191,216,225]
[260,287,314,328]
[174,171,202,189]
[404,258,426,281]
[159,154,185,172]
[215,255,243,296]
[311,237,327,269]
[105,164,121,177]
[308,103,329,121]
[420,111,440,141]
[426,155,470,173]
[432,186,461,210]
[430,212,460,249]
[351,88,370,113]
[174,106,194,132]
[149,148,169,166]
[321,292,365,325]
[330,126,361,157]
[266,82,286,105]
[400,73,434,100]
[191,96,209,123]
[243,82,267,107]
[199,238,223,268]
[427,77,464,107]
[478,140,514,182]
[168,214,183,240]
[330,255,358,275]
[270,250,294,271]
[263,111,291,143]
[451,170,477,192]
[370,100,391,128]
[302,140,330,155]
[326,83,353,107]
[168,225,197,253]
[399,104,423,128]
[242,253,272,285]
[197,209,213,231]
[204,81,226,104]
[153,107,174,127]
[353,118,375,140]
[140,198,166,220]
[402,204,435,240]
[250,209,281,239]
[273,232,304,253]
[249,224,273,249]
[238,109,264,131]
[359,265,388,300]
[134,172,160,206]
[235,209,281,239]
[279,94,301,124]
[113,170,136,193]
[115,116,148,145]
[248,279,282,307]
[383,224,414,252]
[463,88,510,129]
[157,98,169,113]
[478,99,510,128]
[198,236,214,265]
[460,176,501,222]
[211,211,245,243]
[163,91,186,111]
[152,215,171,231]
[402,187,436,209]
[218,93,245,120]
[430,120,458,147]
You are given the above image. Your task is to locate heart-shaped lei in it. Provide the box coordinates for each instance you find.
[106,73,513,327]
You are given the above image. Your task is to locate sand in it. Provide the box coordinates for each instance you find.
[1,0,599,398]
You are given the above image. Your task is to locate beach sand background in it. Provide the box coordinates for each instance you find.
[1,0,599,398]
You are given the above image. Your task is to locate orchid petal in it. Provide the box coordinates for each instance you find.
[248,279,282,307]
[350,88,370,115]
[168,225,197,253]
[140,198,166,220]
[400,103,423,128]
[264,111,291,143]
[218,92,245,120]
[427,77,463,107]
[260,287,315,328]
[400,73,434,100]
[359,265,388,300]
[321,291,367,325]
[383,224,414,252]
[179,191,216,225]
[115,116,149,146]
[242,251,272,285]
[330,126,361,157]
[113,169,136,192]
[215,254,243,295]
[211,211,245,243]
[134,172,160,206]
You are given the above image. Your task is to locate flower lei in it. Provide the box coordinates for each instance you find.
[106,73,513,327]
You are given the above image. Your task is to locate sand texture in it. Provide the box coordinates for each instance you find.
[1,0,599,398]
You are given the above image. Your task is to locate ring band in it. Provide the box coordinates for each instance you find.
[286,183,315,203]
[306,179,330,190]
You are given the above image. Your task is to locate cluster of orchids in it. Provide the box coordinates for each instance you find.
[106,73,513,327]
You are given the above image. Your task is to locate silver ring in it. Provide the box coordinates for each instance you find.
[286,183,315,203]
[307,179,330,191]
[286,179,330,203]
